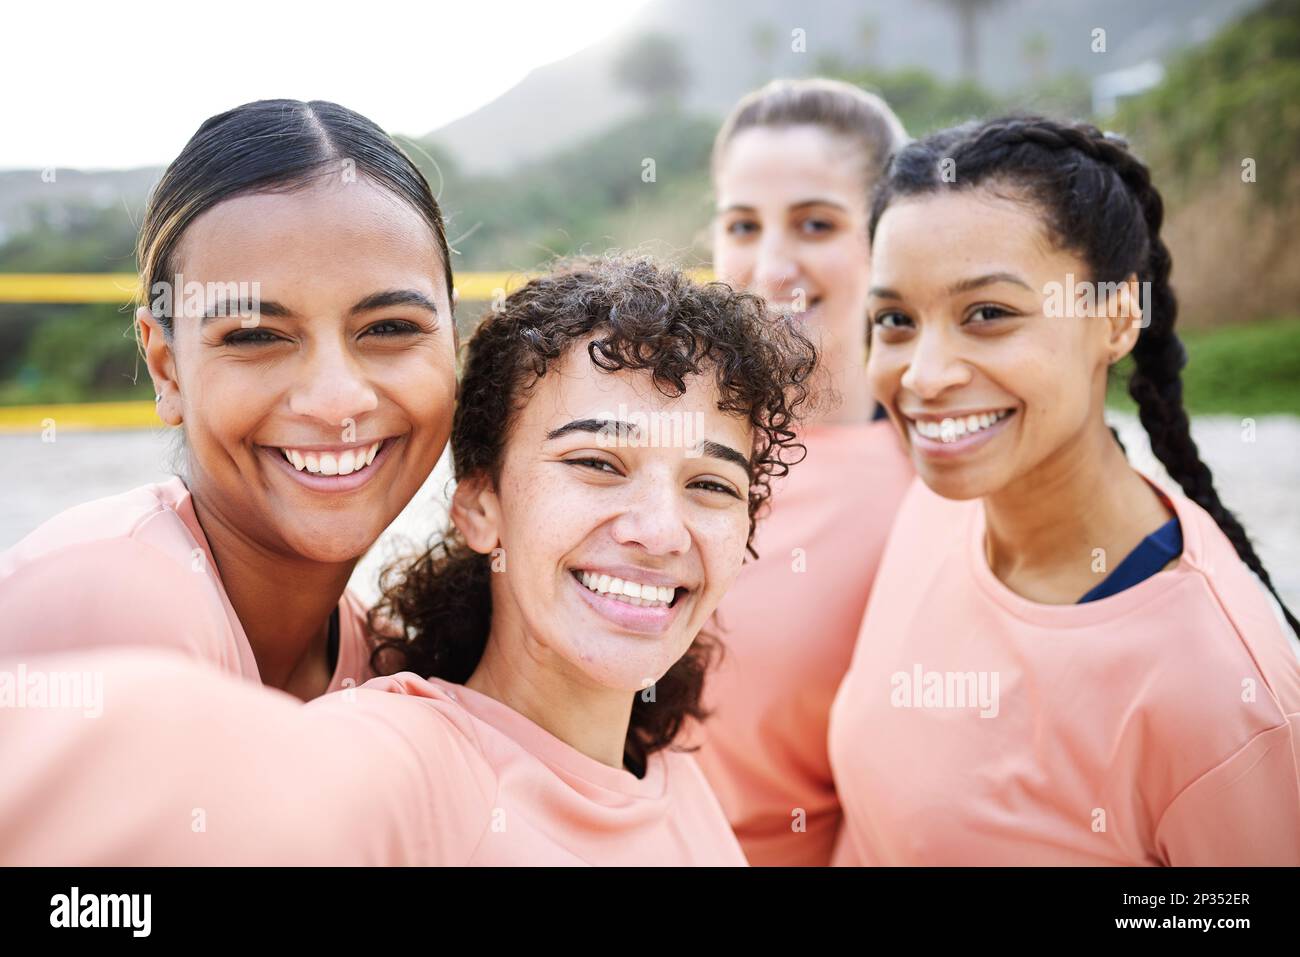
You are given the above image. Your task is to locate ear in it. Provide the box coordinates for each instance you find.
[450,472,502,556]
[136,306,183,426]
[1100,272,1145,367]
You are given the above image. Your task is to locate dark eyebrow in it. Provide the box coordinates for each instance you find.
[789,198,848,212]
[948,272,1033,295]
[348,289,440,317]
[545,419,751,471]
[545,418,625,442]
[201,299,292,322]
[201,288,438,324]
[717,198,848,215]
[867,273,1034,303]
[696,439,751,472]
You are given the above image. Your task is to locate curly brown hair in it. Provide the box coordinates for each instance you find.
[369,254,818,772]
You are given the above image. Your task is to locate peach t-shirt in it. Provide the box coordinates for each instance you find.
[689,420,913,866]
[828,476,1300,865]
[0,649,747,866]
[0,477,372,693]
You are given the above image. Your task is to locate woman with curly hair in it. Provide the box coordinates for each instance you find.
[0,254,817,866]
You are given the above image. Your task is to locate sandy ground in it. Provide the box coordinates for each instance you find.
[3,412,1297,610]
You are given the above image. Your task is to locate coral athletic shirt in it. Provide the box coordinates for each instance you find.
[688,420,914,866]
[0,650,748,866]
[0,477,372,693]
[828,475,1300,866]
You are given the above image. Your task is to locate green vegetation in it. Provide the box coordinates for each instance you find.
[0,1,1295,410]
[0,305,145,405]
[407,108,718,272]
[1115,0,1300,204]
[1108,317,1300,416]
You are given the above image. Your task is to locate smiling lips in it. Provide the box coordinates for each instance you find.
[574,570,679,608]
[769,296,821,318]
[278,441,382,476]
[908,409,1014,444]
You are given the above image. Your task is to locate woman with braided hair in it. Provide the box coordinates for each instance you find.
[828,116,1300,865]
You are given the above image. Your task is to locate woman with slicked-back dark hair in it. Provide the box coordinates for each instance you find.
[698,78,916,867]
[828,115,1300,865]
[0,99,458,702]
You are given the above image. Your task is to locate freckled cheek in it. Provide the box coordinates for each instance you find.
[505,475,584,579]
[696,513,751,605]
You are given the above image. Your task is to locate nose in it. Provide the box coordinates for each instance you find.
[899,325,971,400]
[609,475,692,557]
[288,335,379,431]
[752,231,802,302]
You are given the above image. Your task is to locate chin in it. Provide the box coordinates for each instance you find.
[915,463,1000,502]
[283,526,375,565]
[562,632,690,693]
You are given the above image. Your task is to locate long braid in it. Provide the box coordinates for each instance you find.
[1105,145,1300,637]
[959,119,1300,637]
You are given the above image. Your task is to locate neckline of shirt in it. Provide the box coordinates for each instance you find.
[965,471,1204,626]
[423,675,670,800]
[155,475,360,690]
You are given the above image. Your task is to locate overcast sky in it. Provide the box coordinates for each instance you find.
[0,0,651,170]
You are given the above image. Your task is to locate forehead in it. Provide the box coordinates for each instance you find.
[871,189,1068,289]
[717,125,862,206]
[173,177,444,295]
[515,339,751,444]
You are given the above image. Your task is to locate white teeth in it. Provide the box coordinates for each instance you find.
[914,410,1011,444]
[278,441,383,475]
[575,571,677,608]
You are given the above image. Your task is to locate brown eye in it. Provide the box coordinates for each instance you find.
[567,457,620,475]
[363,319,420,338]
[872,311,911,330]
[223,328,284,345]
[966,305,1013,324]
[799,219,834,235]
[689,478,743,500]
